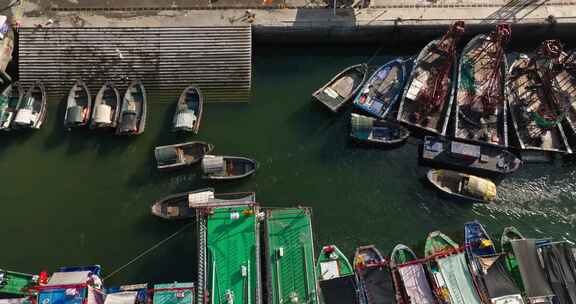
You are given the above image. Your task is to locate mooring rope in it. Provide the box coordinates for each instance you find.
[103,221,195,281]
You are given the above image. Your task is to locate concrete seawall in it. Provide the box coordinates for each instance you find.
[13,0,576,45]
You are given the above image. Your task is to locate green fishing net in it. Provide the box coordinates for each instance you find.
[461,57,476,95]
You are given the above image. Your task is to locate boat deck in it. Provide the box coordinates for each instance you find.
[265,208,319,304]
[0,271,34,296]
[206,206,261,304]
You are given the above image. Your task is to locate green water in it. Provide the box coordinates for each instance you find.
[1,45,575,286]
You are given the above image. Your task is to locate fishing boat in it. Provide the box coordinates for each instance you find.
[151,189,256,220]
[397,21,465,136]
[420,136,522,176]
[154,141,214,170]
[426,169,497,203]
[0,269,37,297]
[464,221,497,304]
[353,59,408,119]
[507,40,572,155]
[549,49,576,150]
[37,267,105,304]
[424,231,482,304]
[152,282,194,304]
[0,16,14,84]
[173,86,203,133]
[201,155,258,180]
[454,24,511,148]
[504,239,556,303]
[313,64,368,112]
[64,80,92,129]
[389,244,436,304]
[205,205,261,304]
[116,80,146,135]
[0,82,23,130]
[317,245,359,304]
[264,208,319,304]
[105,284,148,304]
[353,245,395,304]
[350,113,410,146]
[90,82,120,129]
[472,253,525,304]
[12,81,47,130]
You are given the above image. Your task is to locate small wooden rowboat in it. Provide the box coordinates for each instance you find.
[353,245,395,304]
[313,64,368,112]
[427,169,497,203]
[350,113,410,146]
[13,81,47,130]
[353,58,408,119]
[154,141,214,170]
[64,80,92,129]
[420,136,522,176]
[173,86,203,133]
[389,244,436,304]
[91,82,121,129]
[117,80,147,135]
[317,245,359,304]
[151,189,256,220]
[0,82,23,130]
[201,155,258,180]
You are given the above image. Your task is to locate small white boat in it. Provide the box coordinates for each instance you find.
[13,81,47,130]
[90,82,120,129]
[201,155,258,180]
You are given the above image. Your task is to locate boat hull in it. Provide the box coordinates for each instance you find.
[313,64,368,112]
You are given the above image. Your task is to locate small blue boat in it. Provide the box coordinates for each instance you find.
[465,220,496,258]
[353,58,408,119]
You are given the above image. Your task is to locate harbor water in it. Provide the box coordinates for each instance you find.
[1,44,575,286]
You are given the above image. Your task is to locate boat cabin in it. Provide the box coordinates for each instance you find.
[201,155,225,174]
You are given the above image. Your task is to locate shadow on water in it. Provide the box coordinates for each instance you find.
[43,99,68,150]
[0,131,35,157]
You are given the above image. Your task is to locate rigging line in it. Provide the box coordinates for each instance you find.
[103,221,195,281]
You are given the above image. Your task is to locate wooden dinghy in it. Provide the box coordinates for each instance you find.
[353,58,408,119]
[317,245,359,304]
[397,21,465,136]
[350,113,410,146]
[151,189,256,220]
[173,86,203,133]
[353,245,395,304]
[454,24,511,148]
[154,141,214,170]
[420,136,522,176]
[550,49,576,149]
[201,155,258,180]
[0,82,23,130]
[64,80,92,130]
[91,82,120,129]
[13,81,47,130]
[389,244,436,304]
[313,64,368,112]
[507,40,572,154]
[426,169,497,203]
[117,80,147,135]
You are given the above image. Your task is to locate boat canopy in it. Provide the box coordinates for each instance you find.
[450,141,480,159]
[14,108,34,125]
[47,271,92,286]
[0,299,31,304]
[187,191,214,207]
[152,282,194,304]
[155,147,180,166]
[174,111,196,129]
[398,264,436,304]
[357,267,395,304]
[319,277,358,304]
[540,242,576,304]
[351,114,372,131]
[39,286,104,304]
[201,155,224,173]
[437,253,482,304]
[93,104,112,124]
[465,176,496,201]
[66,106,85,124]
[104,292,138,304]
[476,254,524,304]
[511,240,555,303]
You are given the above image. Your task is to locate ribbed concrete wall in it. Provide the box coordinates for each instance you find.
[18,26,252,102]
